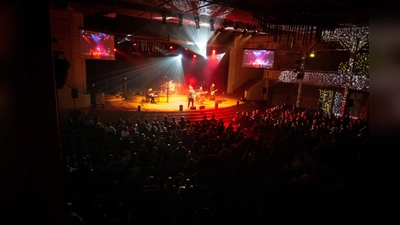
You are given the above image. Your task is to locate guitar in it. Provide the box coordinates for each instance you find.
[210,89,218,95]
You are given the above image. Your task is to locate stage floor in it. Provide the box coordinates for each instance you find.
[64,92,261,130]
[104,93,245,112]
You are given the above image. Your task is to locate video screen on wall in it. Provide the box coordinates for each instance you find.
[242,49,274,68]
[80,29,115,60]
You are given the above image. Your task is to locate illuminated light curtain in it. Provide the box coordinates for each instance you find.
[322,26,369,115]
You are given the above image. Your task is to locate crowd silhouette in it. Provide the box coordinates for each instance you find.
[60,103,370,225]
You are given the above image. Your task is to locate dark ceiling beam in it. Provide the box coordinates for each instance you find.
[158,0,174,8]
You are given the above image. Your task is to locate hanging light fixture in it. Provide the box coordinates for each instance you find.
[233,22,239,30]
[194,15,200,29]
[178,13,183,27]
[162,11,167,25]
[209,18,214,31]
[242,24,249,35]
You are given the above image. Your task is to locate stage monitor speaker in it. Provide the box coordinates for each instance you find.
[190,106,196,110]
[216,100,222,104]
[71,88,78,98]
[179,105,183,111]
[199,105,205,109]
[262,87,267,93]
[347,99,354,107]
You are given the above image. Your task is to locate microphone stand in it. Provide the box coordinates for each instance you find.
[166,82,169,103]
[165,76,169,103]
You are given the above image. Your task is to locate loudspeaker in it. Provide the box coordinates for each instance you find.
[179,105,183,111]
[71,88,78,98]
[199,105,205,109]
[190,106,196,110]
[347,99,354,107]
[262,87,267,93]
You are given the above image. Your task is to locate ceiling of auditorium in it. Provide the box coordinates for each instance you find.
[63,0,369,32]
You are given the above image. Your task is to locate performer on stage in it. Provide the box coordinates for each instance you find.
[198,86,205,104]
[147,87,156,103]
[188,85,195,108]
[209,83,217,101]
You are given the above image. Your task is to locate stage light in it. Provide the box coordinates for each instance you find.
[233,22,239,30]
[209,18,214,31]
[296,72,304,79]
[162,11,167,24]
[195,15,200,29]
[241,29,247,35]
[178,13,183,27]
[222,21,228,28]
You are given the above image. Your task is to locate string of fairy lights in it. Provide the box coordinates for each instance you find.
[279,26,369,91]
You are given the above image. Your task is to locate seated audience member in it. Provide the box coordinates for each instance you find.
[120,127,131,140]
[65,202,84,225]
[104,121,116,138]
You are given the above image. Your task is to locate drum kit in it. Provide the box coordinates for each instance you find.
[196,87,208,104]
[159,81,174,94]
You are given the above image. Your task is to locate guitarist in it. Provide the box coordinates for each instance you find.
[209,83,217,101]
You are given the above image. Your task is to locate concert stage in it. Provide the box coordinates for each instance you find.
[73,92,259,129]
[108,93,245,112]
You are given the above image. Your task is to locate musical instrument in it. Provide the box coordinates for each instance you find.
[148,92,159,98]
[169,83,175,93]
[198,95,206,104]
[210,89,218,95]
[160,81,175,94]
[196,91,208,95]
[191,91,207,103]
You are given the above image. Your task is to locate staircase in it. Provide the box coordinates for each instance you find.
[83,102,257,127]
[232,76,264,97]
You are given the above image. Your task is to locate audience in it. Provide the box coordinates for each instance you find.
[60,103,370,224]
[65,202,84,225]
